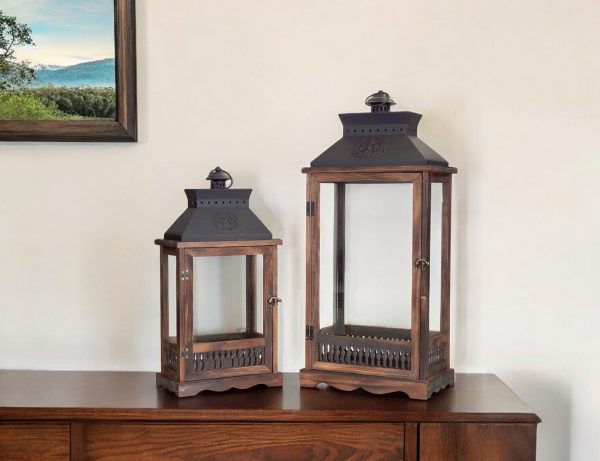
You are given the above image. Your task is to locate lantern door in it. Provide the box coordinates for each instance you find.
[305,171,426,380]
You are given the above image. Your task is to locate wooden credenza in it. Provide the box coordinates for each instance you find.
[0,371,539,460]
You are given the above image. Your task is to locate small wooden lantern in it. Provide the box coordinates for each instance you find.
[300,92,457,399]
[156,167,283,397]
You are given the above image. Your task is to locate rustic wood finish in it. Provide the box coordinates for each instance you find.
[305,173,320,367]
[420,423,538,461]
[156,239,282,396]
[405,423,419,461]
[0,424,69,461]
[441,178,452,369]
[418,172,431,379]
[160,247,170,378]
[300,368,455,399]
[84,423,404,461]
[301,166,457,398]
[0,372,540,460]
[0,0,137,142]
[411,173,424,381]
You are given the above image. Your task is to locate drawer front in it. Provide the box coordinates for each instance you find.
[0,423,70,461]
[419,423,537,461]
[85,423,405,461]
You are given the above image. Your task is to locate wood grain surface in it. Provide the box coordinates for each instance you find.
[0,372,539,424]
[0,423,69,461]
[84,423,404,461]
[419,423,537,461]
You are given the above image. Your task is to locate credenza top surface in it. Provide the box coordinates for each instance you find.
[0,371,540,423]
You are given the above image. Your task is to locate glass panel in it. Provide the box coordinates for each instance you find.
[429,183,443,334]
[319,184,335,331]
[192,255,247,337]
[319,182,414,338]
[345,184,413,332]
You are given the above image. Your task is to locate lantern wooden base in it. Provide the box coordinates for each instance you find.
[157,372,283,398]
[299,368,454,400]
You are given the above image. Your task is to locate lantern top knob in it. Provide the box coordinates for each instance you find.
[206,167,233,190]
[365,90,396,112]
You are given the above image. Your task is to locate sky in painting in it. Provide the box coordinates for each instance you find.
[2,0,114,66]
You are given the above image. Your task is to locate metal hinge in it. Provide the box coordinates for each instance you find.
[181,347,189,359]
[180,270,190,281]
[305,325,314,340]
[306,201,315,217]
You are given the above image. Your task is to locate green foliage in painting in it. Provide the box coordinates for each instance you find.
[26,87,117,119]
[0,92,75,120]
[0,10,116,121]
[0,87,117,120]
[0,10,35,90]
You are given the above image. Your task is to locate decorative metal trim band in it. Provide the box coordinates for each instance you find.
[193,346,265,372]
[343,126,417,137]
[166,349,178,373]
[318,342,411,370]
[428,345,445,367]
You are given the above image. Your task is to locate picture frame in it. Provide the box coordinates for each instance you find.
[0,0,137,142]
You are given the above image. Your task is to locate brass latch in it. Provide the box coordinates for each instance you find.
[415,258,430,270]
[268,296,282,307]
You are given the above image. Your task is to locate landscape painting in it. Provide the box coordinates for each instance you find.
[0,0,117,121]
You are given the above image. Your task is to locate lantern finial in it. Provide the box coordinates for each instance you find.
[365,90,396,112]
[206,167,233,189]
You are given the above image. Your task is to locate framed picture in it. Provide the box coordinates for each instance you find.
[0,0,136,142]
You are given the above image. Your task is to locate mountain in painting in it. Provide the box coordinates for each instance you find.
[32,58,115,88]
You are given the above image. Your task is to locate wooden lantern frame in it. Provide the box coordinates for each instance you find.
[300,165,457,399]
[156,239,283,397]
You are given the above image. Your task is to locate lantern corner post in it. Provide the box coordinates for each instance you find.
[262,244,280,372]
[441,175,453,367]
[159,245,169,376]
[304,172,321,370]
[175,247,194,382]
[418,172,432,380]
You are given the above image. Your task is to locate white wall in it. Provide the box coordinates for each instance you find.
[1,1,599,459]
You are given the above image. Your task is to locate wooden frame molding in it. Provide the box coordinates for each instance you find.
[0,0,137,142]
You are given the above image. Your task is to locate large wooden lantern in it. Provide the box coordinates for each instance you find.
[300,91,457,399]
[156,167,283,397]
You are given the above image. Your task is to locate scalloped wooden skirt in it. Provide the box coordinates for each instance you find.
[299,368,454,400]
[157,373,283,397]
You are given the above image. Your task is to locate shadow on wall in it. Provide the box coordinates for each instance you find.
[505,371,571,461]
[421,97,482,369]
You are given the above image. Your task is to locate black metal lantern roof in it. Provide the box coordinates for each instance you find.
[310,91,448,168]
[164,167,273,242]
